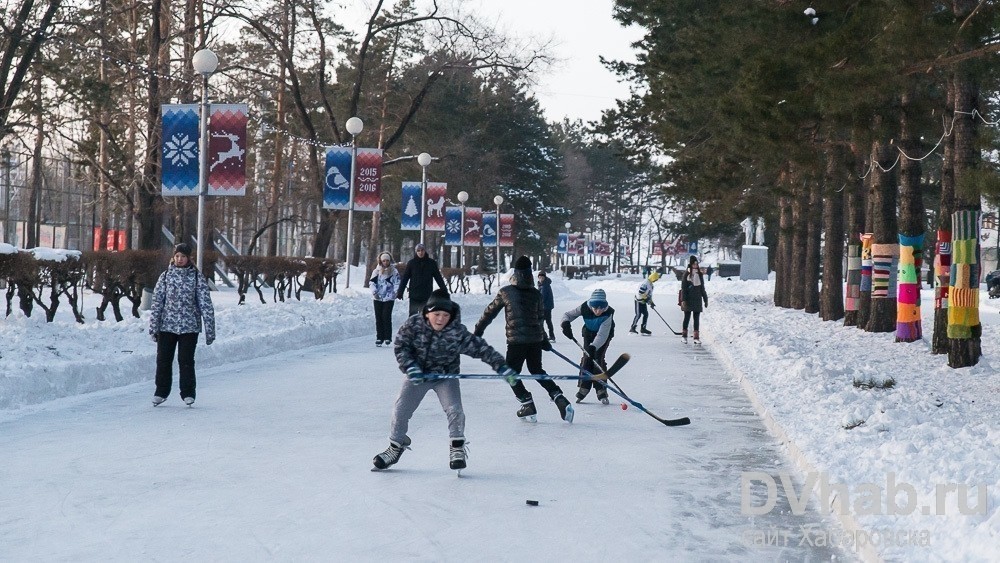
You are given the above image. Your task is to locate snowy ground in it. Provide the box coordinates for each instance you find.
[1,264,997,561]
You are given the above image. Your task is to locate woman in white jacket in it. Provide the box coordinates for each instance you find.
[370,252,401,347]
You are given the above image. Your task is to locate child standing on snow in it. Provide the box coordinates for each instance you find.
[373,289,515,472]
[369,251,400,347]
[561,288,615,404]
[629,271,660,335]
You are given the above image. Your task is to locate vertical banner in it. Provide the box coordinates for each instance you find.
[482,212,498,246]
[445,207,463,245]
[207,104,248,195]
[463,207,482,246]
[947,210,981,339]
[499,214,514,247]
[557,233,568,254]
[425,183,447,231]
[576,234,586,255]
[595,241,611,256]
[652,239,663,256]
[400,182,422,230]
[896,233,924,342]
[323,147,352,209]
[353,148,383,211]
[161,104,200,196]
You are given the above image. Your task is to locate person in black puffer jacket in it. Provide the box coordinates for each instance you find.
[474,256,574,423]
[396,243,449,316]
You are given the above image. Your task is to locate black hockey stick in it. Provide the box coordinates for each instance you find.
[651,306,683,336]
[549,347,690,427]
[421,372,609,382]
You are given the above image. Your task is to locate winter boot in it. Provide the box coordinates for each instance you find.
[372,436,411,470]
[596,388,609,405]
[516,400,537,423]
[151,396,166,406]
[681,329,688,343]
[449,438,468,470]
[376,340,382,347]
[575,390,587,403]
[629,325,638,334]
[693,330,701,344]
[554,393,574,423]
[640,326,652,335]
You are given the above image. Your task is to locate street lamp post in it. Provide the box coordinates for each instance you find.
[343,116,364,289]
[192,48,218,274]
[493,195,503,272]
[457,190,469,270]
[586,227,593,266]
[564,221,571,276]
[418,152,431,246]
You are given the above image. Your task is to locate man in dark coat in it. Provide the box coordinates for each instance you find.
[396,243,449,316]
[474,256,574,423]
[537,270,556,341]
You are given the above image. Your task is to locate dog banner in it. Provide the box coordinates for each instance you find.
[425,183,447,231]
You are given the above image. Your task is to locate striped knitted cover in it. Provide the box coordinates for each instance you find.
[860,233,874,293]
[947,210,981,339]
[845,241,862,311]
[896,233,924,341]
[871,243,899,299]
[934,230,951,310]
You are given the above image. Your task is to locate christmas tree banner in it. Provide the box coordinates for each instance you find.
[445,207,462,245]
[400,182,422,230]
[425,183,447,231]
[353,148,383,211]
[323,147,352,209]
[464,207,483,246]
[207,104,248,196]
[557,233,568,254]
[161,104,200,196]
[500,214,514,247]
[482,212,498,246]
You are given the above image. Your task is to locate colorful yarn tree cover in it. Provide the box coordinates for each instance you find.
[871,243,899,299]
[947,211,980,339]
[934,230,951,310]
[845,242,861,311]
[860,233,874,293]
[896,233,924,342]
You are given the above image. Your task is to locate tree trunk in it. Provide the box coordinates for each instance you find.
[843,144,864,327]
[804,179,822,314]
[774,194,792,308]
[864,137,898,333]
[932,86,956,354]
[820,148,845,321]
[895,92,925,342]
[136,0,167,250]
[27,72,43,248]
[789,181,807,310]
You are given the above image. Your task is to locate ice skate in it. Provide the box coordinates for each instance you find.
[372,436,411,470]
[681,329,688,344]
[183,397,195,406]
[449,438,468,475]
[575,391,586,404]
[554,394,574,423]
[640,326,652,336]
[628,326,638,334]
[517,400,537,423]
[693,330,701,345]
[376,340,382,347]
[152,396,166,406]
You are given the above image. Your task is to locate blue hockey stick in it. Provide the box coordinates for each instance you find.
[421,372,607,382]
[548,347,691,427]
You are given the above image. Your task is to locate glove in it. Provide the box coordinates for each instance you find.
[497,364,519,386]
[585,344,597,358]
[561,321,574,340]
[406,365,426,384]
[539,339,552,351]
[649,301,656,309]
[206,336,215,346]
[151,332,158,343]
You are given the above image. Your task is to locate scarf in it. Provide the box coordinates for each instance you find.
[689,269,702,287]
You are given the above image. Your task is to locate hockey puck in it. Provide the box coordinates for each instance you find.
[526,500,539,506]
[621,403,628,410]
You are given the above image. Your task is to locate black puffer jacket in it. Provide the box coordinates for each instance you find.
[396,254,447,302]
[473,268,547,344]
[394,303,506,375]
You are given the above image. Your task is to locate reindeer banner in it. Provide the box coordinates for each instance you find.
[207,104,248,196]
[425,183,447,231]
[499,213,514,247]
[323,147,352,209]
[482,212,498,246]
[353,148,383,211]
[445,207,462,245]
[463,208,483,246]
[161,104,200,196]
[400,182,422,230]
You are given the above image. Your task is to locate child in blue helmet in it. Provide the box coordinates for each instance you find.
[561,288,615,404]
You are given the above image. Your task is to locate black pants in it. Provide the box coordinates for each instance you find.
[631,301,648,329]
[542,309,555,339]
[683,310,701,331]
[505,342,562,403]
[373,300,395,342]
[155,332,199,399]
[578,337,609,399]
[408,299,427,316]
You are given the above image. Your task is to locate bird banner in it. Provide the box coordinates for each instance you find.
[323,147,352,209]
[482,212,498,246]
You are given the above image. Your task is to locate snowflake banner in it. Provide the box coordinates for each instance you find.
[445,207,462,245]
[353,148,383,212]
[161,104,200,196]
[499,213,514,247]
[464,207,483,246]
[323,147,352,209]
[400,182,422,230]
[425,183,447,231]
[557,233,568,254]
[482,212,497,246]
[207,104,248,196]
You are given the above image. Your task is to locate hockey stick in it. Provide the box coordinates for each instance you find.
[422,372,608,382]
[650,306,683,336]
[552,346,691,427]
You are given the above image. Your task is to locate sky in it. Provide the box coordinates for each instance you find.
[2,248,998,560]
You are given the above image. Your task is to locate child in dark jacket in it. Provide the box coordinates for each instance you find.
[474,256,574,423]
[537,271,556,341]
[561,288,615,404]
[373,289,514,472]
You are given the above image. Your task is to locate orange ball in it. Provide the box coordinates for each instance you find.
[620,402,628,410]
